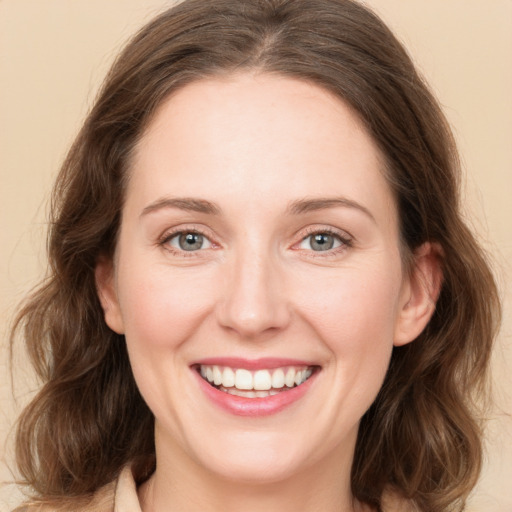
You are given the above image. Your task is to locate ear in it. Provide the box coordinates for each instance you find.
[95,256,125,334]
[394,242,443,347]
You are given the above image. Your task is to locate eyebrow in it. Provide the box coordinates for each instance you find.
[286,197,376,223]
[141,197,221,217]
[140,195,375,222]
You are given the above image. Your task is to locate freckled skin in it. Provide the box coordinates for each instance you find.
[96,73,437,512]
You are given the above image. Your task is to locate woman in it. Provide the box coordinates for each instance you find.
[11,0,500,511]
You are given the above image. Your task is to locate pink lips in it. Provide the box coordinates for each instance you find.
[192,358,319,417]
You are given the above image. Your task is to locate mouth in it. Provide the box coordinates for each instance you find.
[194,364,319,399]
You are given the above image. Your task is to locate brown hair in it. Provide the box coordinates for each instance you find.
[12,1,500,511]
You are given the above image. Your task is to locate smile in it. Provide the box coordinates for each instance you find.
[198,365,315,398]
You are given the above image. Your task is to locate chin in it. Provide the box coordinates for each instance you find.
[201,448,309,485]
[185,425,338,487]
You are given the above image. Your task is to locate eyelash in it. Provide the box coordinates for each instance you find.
[295,227,353,257]
[157,226,353,258]
[158,227,214,257]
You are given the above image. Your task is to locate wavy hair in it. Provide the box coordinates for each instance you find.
[12,1,500,510]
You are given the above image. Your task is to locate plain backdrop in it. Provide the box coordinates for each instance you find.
[1,1,511,510]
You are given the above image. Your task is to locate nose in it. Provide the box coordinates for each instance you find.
[215,250,291,339]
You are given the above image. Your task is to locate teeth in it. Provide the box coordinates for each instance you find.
[235,369,253,390]
[253,370,272,390]
[199,364,314,393]
[285,368,296,388]
[213,366,222,386]
[222,367,235,387]
[221,387,283,398]
[223,388,256,398]
[271,368,285,389]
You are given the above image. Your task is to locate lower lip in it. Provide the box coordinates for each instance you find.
[193,369,318,417]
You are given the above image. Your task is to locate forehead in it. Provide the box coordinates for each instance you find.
[127,73,395,226]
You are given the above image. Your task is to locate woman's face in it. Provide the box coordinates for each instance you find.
[97,73,432,485]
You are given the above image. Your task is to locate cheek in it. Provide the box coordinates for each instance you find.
[299,266,402,348]
[114,261,219,421]
[298,264,402,404]
[116,261,218,351]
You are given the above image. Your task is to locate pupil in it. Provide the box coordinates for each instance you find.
[312,233,333,251]
[179,233,203,251]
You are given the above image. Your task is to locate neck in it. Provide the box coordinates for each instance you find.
[139,426,367,512]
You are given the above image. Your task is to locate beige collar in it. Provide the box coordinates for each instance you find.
[113,465,143,512]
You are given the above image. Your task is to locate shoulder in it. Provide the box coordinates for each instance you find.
[15,465,140,512]
[15,479,116,512]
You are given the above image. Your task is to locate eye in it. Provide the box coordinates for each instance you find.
[298,232,345,252]
[167,231,212,252]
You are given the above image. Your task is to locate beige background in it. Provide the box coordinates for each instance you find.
[1,1,511,510]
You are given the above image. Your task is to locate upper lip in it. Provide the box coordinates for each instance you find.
[192,357,318,370]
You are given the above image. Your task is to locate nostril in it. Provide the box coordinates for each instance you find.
[216,296,291,338]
